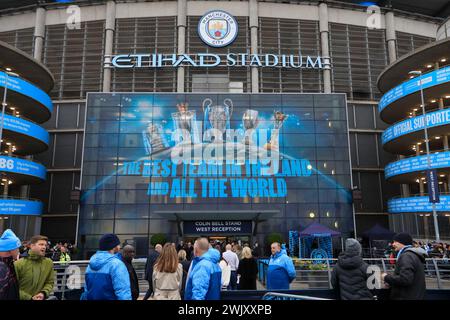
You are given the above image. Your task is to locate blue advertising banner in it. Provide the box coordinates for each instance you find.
[0,199,42,216]
[0,156,46,180]
[388,195,450,213]
[3,114,49,145]
[183,220,253,234]
[379,66,450,112]
[427,169,440,203]
[382,109,450,145]
[385,151,450,179]
[0,71,53,113]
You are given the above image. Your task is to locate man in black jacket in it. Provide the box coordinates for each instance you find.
[143,244,162,300]
[0,229,21,300]
[382,232,427,300]
[122,245,140,300]
[331,238,373,300]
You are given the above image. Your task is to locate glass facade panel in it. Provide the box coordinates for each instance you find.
[79,93,352,248]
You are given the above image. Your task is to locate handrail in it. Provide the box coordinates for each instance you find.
[390,148,450,161]
[262,292,331,300]
[48,257,450,300]
[389,192,450,200]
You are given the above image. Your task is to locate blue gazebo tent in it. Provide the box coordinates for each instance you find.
[361,224,395,240]
[361,224,395,257]
[297,222,341,261]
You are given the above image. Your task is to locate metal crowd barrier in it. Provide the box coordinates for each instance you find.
[257,258,450,290]
[50,257,450,300]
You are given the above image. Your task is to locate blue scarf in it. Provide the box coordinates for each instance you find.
[397,245,412,258]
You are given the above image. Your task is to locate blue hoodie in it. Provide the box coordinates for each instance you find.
[184,248,222,300]
[81,251,131,300]
[267,250,296,290]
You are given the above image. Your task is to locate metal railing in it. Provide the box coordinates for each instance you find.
[52,258,149,300]
[262,292,330,300]
[50,257,450,300]
[258,258,450,290]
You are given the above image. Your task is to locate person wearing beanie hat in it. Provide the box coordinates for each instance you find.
[331,238,373,300]
[382,232,427,300]
[99,233,121,251]
[81,233,131,300]
[0,229,21,300]
[392,232,413,247]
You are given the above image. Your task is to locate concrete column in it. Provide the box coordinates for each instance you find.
[249,0,259,93]
[319,2,331,93]
[3,182,8,196]
[398,155,410,197]
[33,7,46,61]
[177,0,187,93]
[437,98,449,149]
[102,1,116,92]
[385,11,397,63]
[29,6,46,237]
[417,145,424,194]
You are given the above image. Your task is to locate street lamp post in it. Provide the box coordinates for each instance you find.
[409,70,440,241]
[0,70,8,146]
[0,69,18,147]
[0,69,19,200]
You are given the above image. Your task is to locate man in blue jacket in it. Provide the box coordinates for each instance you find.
[184,237,222,300]
[81,234,131,300]
[266,242,296,290]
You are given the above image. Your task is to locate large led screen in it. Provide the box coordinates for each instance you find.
[79,93,353,249]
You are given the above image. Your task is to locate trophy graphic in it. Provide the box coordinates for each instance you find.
[142,123,169,155]
[202,98,233,142]
[172,103,201,144]
[264,110,287,150]
[242,109,259,145]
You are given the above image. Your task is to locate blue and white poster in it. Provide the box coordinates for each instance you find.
[388,195,450,213]
[0,71,53,113]
[0,156,47,180]
[3,114,49,145]
[379,66,450,112]
[0,199,43,216]
[385,151,450,179]
[382,109,450,145]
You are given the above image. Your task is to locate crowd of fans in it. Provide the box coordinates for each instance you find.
[384,241,450,260]
[1,227,449,301]
[18,239,76,262]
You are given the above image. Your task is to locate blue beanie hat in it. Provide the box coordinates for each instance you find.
[99,233,120,251]
[0,229,21,252]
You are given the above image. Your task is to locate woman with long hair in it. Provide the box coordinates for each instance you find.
[177,249,191,298]
[151,243,183,300]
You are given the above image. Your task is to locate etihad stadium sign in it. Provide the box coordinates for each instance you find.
[105,53,325,69]
[106,10,328,70]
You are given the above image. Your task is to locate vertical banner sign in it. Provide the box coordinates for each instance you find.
[427,169,440,203]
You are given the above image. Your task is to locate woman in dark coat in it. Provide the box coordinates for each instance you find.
[178,249,191,298]
[237,247,258,290]
[331,238,373,300]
